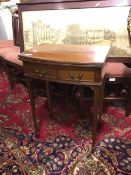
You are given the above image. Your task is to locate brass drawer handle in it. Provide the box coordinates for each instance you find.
[35,69,39,74]
[78,74,83,80]
[42,70,46,76]
[35,69,46,77]
[39,71,46,77]
[69,73,74,79]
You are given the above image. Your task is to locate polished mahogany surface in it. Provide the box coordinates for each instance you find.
[19,44,110,151]
[20,44,110,66]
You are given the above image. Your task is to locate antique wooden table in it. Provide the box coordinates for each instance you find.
[19,44,110,151]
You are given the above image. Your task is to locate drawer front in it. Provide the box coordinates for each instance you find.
[57,68,95,82]
[24,62,56,79]
[23,62,101,82]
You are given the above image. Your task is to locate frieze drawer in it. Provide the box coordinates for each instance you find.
[57,68,95,82]
[23,62,57,79]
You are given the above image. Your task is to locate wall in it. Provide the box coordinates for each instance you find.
[0,0,20,40]
[0,8,13,39]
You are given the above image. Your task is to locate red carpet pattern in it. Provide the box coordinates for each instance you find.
[0,73,131,175]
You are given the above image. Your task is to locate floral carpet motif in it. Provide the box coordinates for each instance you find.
[94,137,131,175]
[0,73,131,175]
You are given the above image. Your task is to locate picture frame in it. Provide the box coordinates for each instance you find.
[18,1,131,57]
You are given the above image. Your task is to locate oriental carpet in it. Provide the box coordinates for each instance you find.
[0,72,131,175]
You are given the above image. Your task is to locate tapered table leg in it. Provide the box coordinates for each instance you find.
[79,86,85,118]
[91,85,101,152]
[45,81,53,116]
[125,83,131,116]
[64,84,69,107]
[26,77,38,134]
[4,61,14,89]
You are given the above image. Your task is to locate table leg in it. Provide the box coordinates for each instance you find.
[125,83,131,116]
[79,86,85,118]
[64,84,69,107]
[91,85,100,152]
[98,78,106,122]
[4,61,14,89]
[45,81,53,116]
[26,77,38,134]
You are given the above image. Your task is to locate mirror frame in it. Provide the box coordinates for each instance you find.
[18,0,131,52]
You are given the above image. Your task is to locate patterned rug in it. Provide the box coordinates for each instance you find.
[0,73,131,175]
